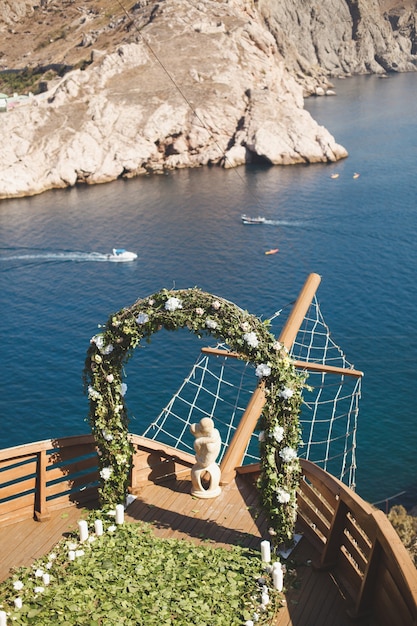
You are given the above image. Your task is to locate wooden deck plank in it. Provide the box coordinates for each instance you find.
[272,536,350,626]
[0,504,91,581]
[126,474,267,549]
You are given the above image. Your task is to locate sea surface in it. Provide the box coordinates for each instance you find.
[1,73,416,509]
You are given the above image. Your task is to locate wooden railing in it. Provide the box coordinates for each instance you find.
[128,434,194,492]
[0,434,194,526]
[1,436,416,624]
[298,458,417,625]
[0,435,99,525]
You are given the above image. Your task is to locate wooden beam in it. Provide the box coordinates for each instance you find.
[292,359,363,378]
[278,273,321,349]
[316,497,349,570]
[216,274,322,484]
[34,449,50,522]
[219,382,265,484]
[201,348,363,379]
[201,346,240,358]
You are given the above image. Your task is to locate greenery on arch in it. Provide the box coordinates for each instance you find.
[84,287,306,545]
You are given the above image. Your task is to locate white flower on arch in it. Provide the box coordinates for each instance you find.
[88,386,101,401]
[136,312,149,325]
[272,425,284,442]
[91,334,113,355]
[243,331,259,348]
[279,387,294,400]
[100,467,113,480]
[255,363,271,378]
[277,487,291,504]
[165,297,182,311]
[279,446,298,463]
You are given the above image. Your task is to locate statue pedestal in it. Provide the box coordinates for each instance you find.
[191,462,222,499]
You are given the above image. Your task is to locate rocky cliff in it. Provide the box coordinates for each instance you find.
[259,0,417,91]
[0,0,416,199]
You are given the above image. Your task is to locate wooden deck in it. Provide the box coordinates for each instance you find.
[126,473,268,549]
[2,434,417,624]
[0,500,93,581]
[0,473,351,625]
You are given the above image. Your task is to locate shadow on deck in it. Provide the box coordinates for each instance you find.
[126,474,267,549]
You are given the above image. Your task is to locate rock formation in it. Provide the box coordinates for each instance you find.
[258,0,417,93]
[0,0,416,199]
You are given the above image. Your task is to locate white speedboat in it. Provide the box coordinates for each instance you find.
[241,214,266,225]
[107,248,138,262]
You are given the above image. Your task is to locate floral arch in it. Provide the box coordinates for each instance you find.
[84,287,305,544]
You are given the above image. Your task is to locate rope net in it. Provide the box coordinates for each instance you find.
[270,296,361,489]
[142,349,260,464]
[142,296,361,488]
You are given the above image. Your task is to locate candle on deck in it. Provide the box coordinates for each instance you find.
[115,504,124,525]
[260,540,271,562]
[94,519,103,536]
[272,562,283,591]
[0,610,7,626]
[78,520,89,542]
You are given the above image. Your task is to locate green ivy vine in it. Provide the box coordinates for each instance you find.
[84,288,306,545]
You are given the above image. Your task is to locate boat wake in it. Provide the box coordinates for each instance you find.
[0,251,118,263]
[263,219,305,227]
[241,214,305,227]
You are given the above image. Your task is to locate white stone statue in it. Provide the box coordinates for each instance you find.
[190,417,222,498]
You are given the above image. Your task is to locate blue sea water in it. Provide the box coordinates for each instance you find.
[1,73,416,509]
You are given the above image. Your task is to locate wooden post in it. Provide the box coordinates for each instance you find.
[315,497,349,570]
[34,449,51,521]
[219,273,322,483]
[278,273,321,349]
[220,383,266,484]
[348,538,382,620]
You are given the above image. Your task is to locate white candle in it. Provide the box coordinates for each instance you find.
[272,562,283,591]
[42,573,50,586]
[0,610,7,626]
[261,592,269,605]
[78,520,89,542]
[260,540,271,562]
[115,504,124,525]
[68,550,76,561]
[94,519,103,536]
[14,597,22,609]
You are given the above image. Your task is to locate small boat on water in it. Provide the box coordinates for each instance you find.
[265,248,279,255]
[107,248,138,262]
[241,214,266,225]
